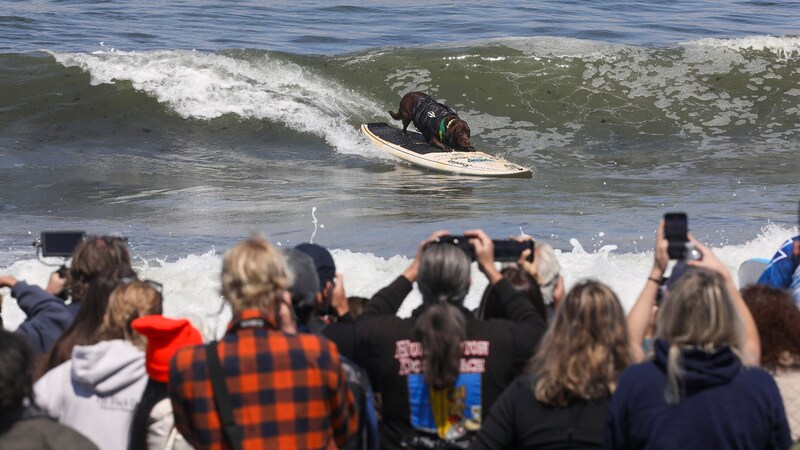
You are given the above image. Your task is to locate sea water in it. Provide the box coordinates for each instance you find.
[1,1,799,333]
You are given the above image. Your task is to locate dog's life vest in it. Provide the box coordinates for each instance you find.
[412,95,457,144]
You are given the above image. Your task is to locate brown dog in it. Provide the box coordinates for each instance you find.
[389,92,474,152]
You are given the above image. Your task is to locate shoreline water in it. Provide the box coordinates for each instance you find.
[2,1,799,333]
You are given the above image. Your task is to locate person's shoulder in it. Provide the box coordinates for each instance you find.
[736,365,781,387]
[1,416,99,450]
[617,360,662,386]
[171,342,206,370]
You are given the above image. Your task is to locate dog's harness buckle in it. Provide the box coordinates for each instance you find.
[438,118,456,142]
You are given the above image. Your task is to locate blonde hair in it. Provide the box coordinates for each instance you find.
[98,281,163,348]
[221,236,288,314]
[656,268,742,403]
[528,280,630,406]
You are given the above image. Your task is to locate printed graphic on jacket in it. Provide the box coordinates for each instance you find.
[395,339,489,440]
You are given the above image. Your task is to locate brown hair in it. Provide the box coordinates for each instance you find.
[221,236,287,314]
[98,281,163,348]
[39,270,133,377]
[741,284,800,372]
[477,266,547,322]
[527,280,630,406]
[68,236,132,304]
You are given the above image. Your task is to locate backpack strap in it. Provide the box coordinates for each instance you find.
[206,341,243,450]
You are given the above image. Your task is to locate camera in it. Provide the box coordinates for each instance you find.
[38,231,86,257]
[433,236,534,263]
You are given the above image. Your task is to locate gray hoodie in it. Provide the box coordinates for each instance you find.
[34,339,148,450]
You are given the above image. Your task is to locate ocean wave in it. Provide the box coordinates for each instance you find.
[2,222,796,335]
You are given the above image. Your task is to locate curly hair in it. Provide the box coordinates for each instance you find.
[98,280,163,348]
[741,284,800,372]
[527,280,630,406]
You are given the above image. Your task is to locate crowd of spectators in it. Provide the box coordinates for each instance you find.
[0,220,798,449]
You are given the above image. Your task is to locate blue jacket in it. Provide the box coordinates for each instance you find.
[605,339,791,450]
[757,235,800,289]
[12,281,73,356]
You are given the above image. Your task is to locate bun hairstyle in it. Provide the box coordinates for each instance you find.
[414,243,471,390]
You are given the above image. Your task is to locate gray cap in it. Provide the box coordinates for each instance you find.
[282,248,320,309]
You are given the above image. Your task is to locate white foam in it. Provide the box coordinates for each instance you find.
[684,36,800,60]
[46,49,388,157]
[3,224,795,334]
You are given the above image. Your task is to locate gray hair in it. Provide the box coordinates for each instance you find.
[535,242,560,306]
[418,243,471,305]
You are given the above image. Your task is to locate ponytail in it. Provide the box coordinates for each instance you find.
[414,302,467,390]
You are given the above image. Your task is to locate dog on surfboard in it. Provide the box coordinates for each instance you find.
[389,92,474,152]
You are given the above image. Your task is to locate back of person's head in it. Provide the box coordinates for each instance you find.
[657,268,741,349]
[222,236,287,314]
[40,270,134,377]
[97,280,163,348]
[656,268,742,403]
[418,243,470,305]
[294,243,336,293]
[347,296,369,319]
[741,284,800,372]
[528,280,629,406]
[0,330,33,419]
[128,315,203,450]
[535,242,561,307]
[476,265,546,321]
[414,243,471,390]
[503,266,548,320]
[282,247,320,324]
[68,236,132,303]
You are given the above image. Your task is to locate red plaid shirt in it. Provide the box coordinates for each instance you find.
[168,309,357,449]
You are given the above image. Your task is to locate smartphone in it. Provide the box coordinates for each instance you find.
[663,213,688,260]
[40,231,86,257]
[434,236,535,263]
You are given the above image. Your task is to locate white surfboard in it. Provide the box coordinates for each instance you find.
[738,257,770,287]
[361,123,532,178]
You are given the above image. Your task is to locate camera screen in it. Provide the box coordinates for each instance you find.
[40,231,86,257]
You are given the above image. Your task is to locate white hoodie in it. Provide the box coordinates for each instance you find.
[34,339,148,450]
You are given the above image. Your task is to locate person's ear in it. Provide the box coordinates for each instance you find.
[553,276,565,308]
[315,291,324,307]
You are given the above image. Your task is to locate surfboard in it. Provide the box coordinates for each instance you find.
[738,257,770,287]
[361,123,532,178]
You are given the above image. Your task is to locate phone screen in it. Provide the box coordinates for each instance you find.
[664,213,688,260]
[40,231,86,257]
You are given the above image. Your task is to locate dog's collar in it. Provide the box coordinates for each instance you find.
[438,118,457,142]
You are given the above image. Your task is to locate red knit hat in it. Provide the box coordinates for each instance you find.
[131,315,204,383]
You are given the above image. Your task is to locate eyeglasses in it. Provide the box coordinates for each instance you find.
[118,276,163,294]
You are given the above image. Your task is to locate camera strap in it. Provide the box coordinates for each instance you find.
[205,341,243,450]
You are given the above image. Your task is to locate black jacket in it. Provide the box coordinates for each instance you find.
[412,95,457,140]
[469,374,607,449]
[356,276,546,450]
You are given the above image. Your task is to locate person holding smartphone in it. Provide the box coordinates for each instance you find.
[0,274,72,356]
[607,218,789,449]
[355,229,546,449]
